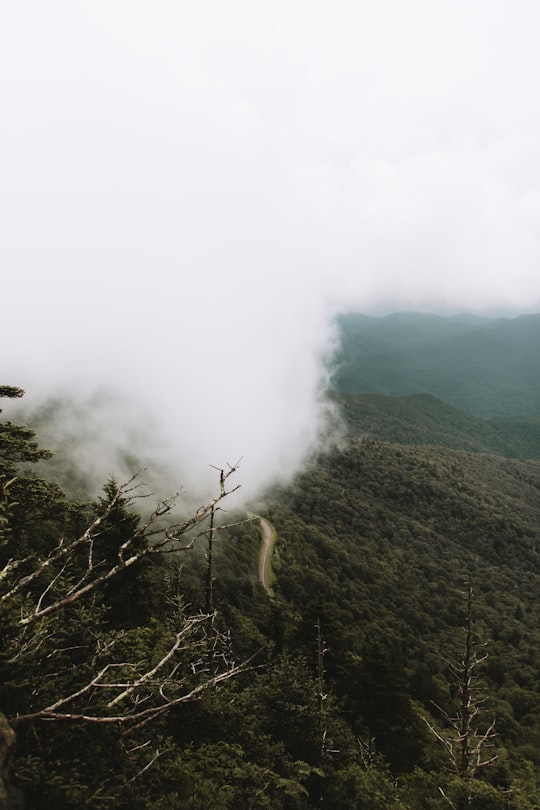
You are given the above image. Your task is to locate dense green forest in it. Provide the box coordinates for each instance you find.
[2,367,540,808]
[336,392,540,459]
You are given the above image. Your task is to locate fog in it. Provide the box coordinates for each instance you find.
[2,1,540,502]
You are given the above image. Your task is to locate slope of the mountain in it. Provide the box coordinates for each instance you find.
[336,392,540,459]
[265,437,540,783]
[332,312,540,417]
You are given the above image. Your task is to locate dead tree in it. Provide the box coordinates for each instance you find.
[316,618,328,755]
[421,579,497,807]
[1,463,254,732]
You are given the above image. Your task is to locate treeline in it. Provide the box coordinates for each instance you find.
[2,387,540,807]
[336,392,540,459]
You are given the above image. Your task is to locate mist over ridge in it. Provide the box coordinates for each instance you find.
[8,308,538,508]
[3,2,540,501]
[334,310,540,418]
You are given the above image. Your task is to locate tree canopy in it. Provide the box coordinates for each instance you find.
[2,386,540,808]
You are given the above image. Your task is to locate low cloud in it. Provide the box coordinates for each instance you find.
[2,1,540,502]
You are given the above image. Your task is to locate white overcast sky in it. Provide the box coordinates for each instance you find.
[2,1,540,499]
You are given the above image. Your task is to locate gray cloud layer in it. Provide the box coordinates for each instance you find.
[2,1,540,500]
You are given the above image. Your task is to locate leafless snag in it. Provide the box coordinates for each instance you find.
[1,464,244,629]
[420,578,497,807]
[10,623,255,732]
[357,734,378,769]
[2,464,255,735]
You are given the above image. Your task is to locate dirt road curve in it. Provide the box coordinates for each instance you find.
[258,517,275,595]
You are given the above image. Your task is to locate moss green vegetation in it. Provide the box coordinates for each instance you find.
[3,383,540,808]
[337,392,540,459]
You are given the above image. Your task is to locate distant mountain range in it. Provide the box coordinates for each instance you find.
[332,311,540,419]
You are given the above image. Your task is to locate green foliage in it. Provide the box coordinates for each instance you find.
[336,392,540,459]
[0,387,52,473]
[4,381,540,808]
[261,433,540,802]
[134,740,317,810]
[91,478,161,627]
[324,763,406,809]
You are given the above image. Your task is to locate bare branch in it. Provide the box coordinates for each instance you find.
[10,652,256,729]
[4,463,254,747]
[422,577,497,783]
[1,466,243,629]
[106,616,207,709]
[0,485,126,605]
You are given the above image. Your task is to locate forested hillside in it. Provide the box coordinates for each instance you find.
[2,384,540,808]
[336,392,540,459]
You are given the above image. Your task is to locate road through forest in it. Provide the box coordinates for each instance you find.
[258,517,275,596]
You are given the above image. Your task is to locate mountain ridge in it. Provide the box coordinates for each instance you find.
[332,311,540,418]
[336,391,540,459]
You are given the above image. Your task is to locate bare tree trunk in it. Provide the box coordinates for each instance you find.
[316,618,328,756]
[205,505,215,617]
[205,504,216,675]
[459,581,474,804]
[420,577,497,807]
[0,714,20,810]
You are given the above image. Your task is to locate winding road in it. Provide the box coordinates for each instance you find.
[257,517,275,596]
